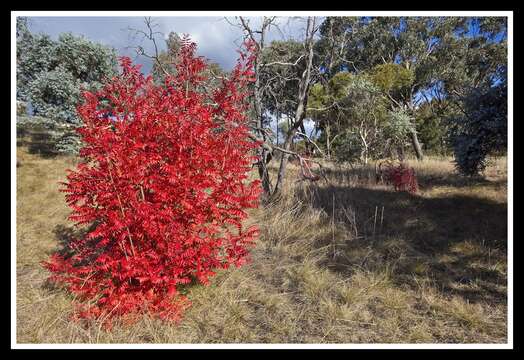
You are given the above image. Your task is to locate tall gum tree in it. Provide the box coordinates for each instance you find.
[235,16,321,199]
[315,16,475,160]
[270,17,319,197]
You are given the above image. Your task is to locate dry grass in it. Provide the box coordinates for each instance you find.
[16,142,508,344]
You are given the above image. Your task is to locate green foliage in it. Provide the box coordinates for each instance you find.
[307,83,327,111]
[17,32,56,101]
[452,81,507,176]
[370,63,415,96]
[55,33,117,84]
[277,119,290,139]
[152,32,183,81]
[384,108,416,145]
[326,71,355,98]
[16,18,117,154]
[309,72,387,124]
[27,65,81,124]
[309,72,392,162]
[313,16,506,165]
[331,130,364,164]
[437,18,507,96]
[414,101,454,155]
[416,113,448,155]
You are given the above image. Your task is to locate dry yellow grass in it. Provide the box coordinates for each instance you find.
[16,143,508,344]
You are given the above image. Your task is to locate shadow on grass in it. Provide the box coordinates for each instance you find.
[17,133,60,158]
[319,163,506,190]
[297,183,508,304]
[415,172,506,190]
[52,223,100,262]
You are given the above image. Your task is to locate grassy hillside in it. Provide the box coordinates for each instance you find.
[16,143,508,344]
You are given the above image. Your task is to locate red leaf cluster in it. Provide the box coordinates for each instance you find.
[42,38,262,328]
[384,163,418,193]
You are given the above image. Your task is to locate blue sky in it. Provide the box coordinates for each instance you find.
[25,16,307,74]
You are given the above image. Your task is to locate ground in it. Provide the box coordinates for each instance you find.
[16,142,508,344]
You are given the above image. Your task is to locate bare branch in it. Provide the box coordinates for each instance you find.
[261,54,305,67]
[126,17,171,77]
[296,131,325,156]
[238,17,258,47]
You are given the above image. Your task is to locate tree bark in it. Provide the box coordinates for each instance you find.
[326,122,331,160]
[300,122,309,153]
[407,90,424,161]
[397,144,405,162]
[410,129,424,161]
[273,131,295,197]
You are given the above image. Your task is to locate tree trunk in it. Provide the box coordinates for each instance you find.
[276,112,280,146]
[326,123,331,160]
[407,91,424,161]
[252,21,272,197]
[258,156,272,197]
[300,122,309,153]
[410,129,424,161]
[273,109,306,197]
[397,145,405,162]
[273,136,294,197]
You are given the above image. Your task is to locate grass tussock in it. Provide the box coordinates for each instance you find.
[16,143,508,344]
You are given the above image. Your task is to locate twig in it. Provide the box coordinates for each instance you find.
[295,131,325,157]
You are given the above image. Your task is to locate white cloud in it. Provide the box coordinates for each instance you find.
[26,16,312,72]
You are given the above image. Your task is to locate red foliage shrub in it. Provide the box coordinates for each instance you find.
[383,163,418,193]
[43,38,262,328]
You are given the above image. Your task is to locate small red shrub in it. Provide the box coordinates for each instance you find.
[384,163,418,193]
[43,38,261,327]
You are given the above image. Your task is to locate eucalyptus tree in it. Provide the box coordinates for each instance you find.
[16,18,117,153]
[451,76,507,176]
[308,68,425,164]
[229,16,282,197]
[147,30,228,91]
[259,40,306,149]
[308,72,388,163]
[315,16,473,160]
[434,17,508,175]
[414,99,456,155]
[234,16,321,198]
[150,31,184,81]
[368,62,423,159]
[270,17,320,197]
[437,17,507,99]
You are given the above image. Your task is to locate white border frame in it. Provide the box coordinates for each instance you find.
[11,10,514,350]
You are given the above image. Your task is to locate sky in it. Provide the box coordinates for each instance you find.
[25,16,311,74]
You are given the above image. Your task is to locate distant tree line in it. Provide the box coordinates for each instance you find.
[16,16,507,182]
[235,16,506,198]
